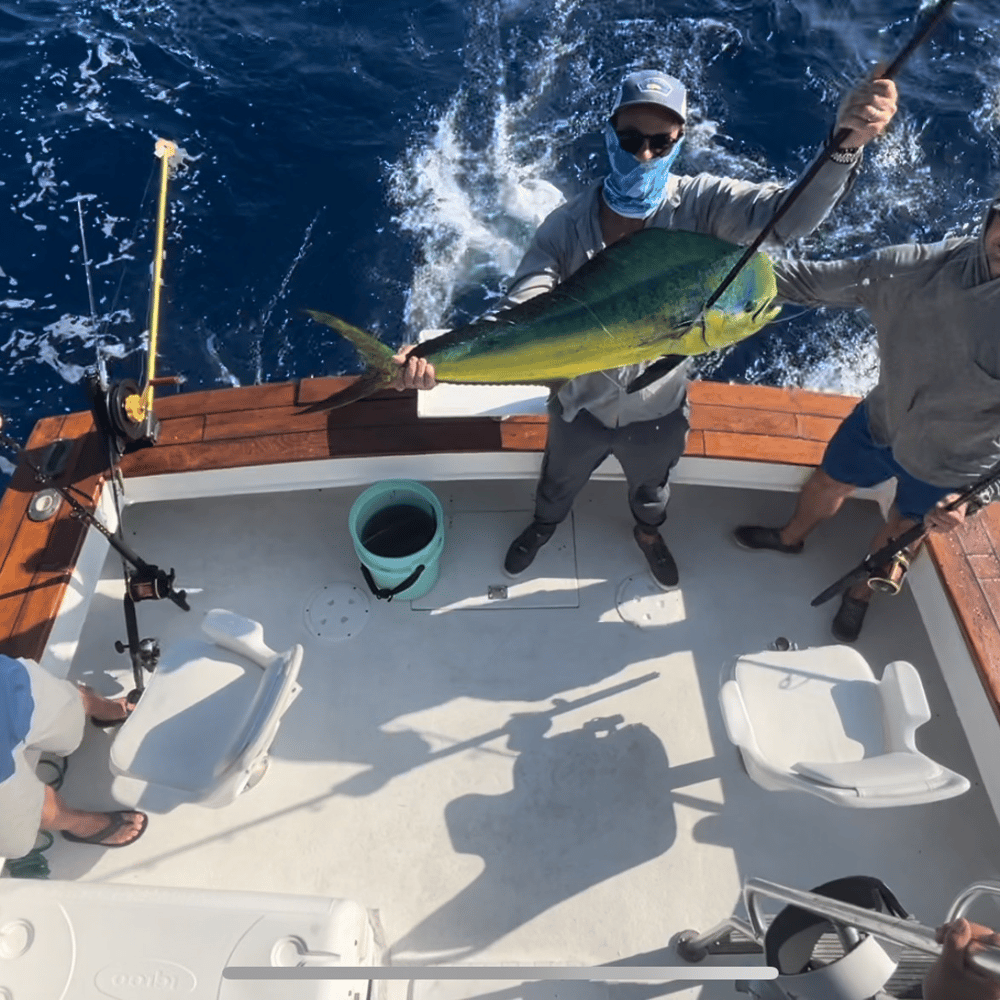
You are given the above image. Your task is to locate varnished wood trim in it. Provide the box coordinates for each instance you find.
[157,415,206,446]
[689,403,798,438]
[154,382,298,418]
[795,413,844,442]
[0,414,105,661]
[685,430,706,457]
[203,406,332,442]
[702,431,826,466]
[927,524,1000,727]
[687,381,857,417]
[500,418,548,452]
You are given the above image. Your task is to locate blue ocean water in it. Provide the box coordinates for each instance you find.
[1,0,998,485]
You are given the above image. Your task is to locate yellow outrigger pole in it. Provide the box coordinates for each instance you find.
[123,137,178,436]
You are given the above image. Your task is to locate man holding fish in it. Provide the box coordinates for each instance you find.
[395,68,896,587]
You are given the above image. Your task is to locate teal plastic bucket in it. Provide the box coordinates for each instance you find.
[349,480,445,601]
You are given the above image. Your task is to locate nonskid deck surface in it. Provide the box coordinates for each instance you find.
[48,476,1000,991]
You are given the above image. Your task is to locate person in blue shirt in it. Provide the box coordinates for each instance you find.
[1,654,147,859]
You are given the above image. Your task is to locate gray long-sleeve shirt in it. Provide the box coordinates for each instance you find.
[774,206,1000,487]
[501,147,862,427]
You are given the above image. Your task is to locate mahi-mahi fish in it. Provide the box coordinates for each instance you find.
[306,228,781,408]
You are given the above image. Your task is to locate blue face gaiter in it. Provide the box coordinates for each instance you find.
[601,123,683,219]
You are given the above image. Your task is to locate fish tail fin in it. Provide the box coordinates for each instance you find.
[306,309,399,410]
[304,309,398,409]
[307,309,397,375]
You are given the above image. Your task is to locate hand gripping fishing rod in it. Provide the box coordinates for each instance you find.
[811,461,1000,607]
[628,0,959,395]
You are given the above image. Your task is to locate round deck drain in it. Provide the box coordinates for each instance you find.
[27,488,61,522]
[615,574,684,628]
[304,584,370,641]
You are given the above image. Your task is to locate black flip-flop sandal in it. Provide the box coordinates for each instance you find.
[90,688,141,729]
[62,810,148,847]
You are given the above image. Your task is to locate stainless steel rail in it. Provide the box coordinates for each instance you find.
[947,881,1000,923]
[744,878,1000,982]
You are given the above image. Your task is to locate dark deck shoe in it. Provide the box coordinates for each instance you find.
[832,593,870,644]
[504,521,556,577]
[733,525,804,555]
[634,525,679,589]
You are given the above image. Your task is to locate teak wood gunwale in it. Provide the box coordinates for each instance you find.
[1,377,997,726]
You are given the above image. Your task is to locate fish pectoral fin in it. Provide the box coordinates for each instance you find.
[659,312,704,344]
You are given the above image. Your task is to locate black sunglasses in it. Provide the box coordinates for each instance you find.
[615,128,682,157]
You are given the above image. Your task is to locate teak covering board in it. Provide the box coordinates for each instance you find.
[0,378,996,723]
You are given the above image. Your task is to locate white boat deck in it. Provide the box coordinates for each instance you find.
[41,470,1000,996]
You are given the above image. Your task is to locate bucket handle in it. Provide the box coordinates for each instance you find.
[360,563,425,602]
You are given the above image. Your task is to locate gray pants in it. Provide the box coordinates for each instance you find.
[534,397,690,529]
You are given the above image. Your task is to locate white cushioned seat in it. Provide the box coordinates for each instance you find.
[110,609,303,811]
[719,645,969,808]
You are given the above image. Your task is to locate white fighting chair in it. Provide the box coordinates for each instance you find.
[719,644,969,808]
[110,609,303,812]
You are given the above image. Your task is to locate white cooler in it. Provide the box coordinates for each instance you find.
[0,879,380,999]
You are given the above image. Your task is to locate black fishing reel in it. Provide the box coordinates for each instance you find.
[87,373,161,456]
[868,552,911,596]
[126,564,184,605]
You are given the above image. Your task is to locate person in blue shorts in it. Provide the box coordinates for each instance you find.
[735,194,1000,642]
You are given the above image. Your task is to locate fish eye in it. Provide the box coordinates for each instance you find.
[744,301,756,312]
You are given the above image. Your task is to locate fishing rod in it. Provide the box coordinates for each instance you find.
[0,414,189,697]
[628,0,959,395]
[90,138,182,453]
[811,460,1000,607]
[0,419,189,613]
[76,139,189,696]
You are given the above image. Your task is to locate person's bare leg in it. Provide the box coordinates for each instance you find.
[779,468,858,547]
[77,686,133,724]
[39,785,145,845]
